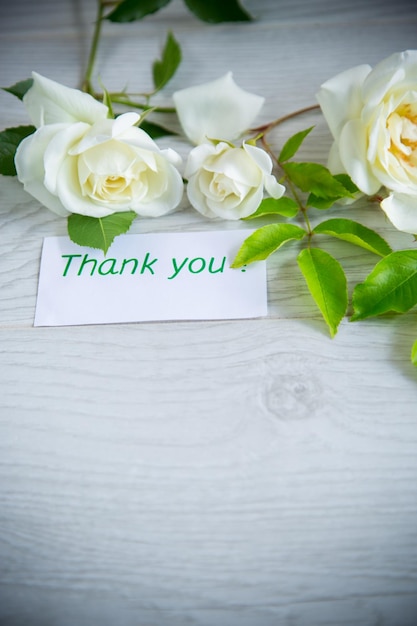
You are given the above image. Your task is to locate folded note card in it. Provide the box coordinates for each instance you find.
[34,230,267,326]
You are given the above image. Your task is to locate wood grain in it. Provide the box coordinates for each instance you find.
[1,1,417,624]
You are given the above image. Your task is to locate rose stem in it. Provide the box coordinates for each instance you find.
[251,103,321,135]
[82,0,106,94]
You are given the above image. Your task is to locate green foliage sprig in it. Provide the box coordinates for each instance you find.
[232,123,417,363]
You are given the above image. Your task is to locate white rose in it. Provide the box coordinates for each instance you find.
[173,72,264,145]
[185,141,285,219]
[15,73,183,218]
[316,50,417,234]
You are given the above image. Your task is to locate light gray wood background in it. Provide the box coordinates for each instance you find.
[1,1,417,624]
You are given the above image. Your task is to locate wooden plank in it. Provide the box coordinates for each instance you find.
[1,318,417,622]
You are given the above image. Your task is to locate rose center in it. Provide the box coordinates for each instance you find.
[209,172,249,201]
[86,169,143,201]
[388,102,417,167]
[77,142,156,204]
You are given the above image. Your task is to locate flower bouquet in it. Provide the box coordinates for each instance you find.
[1,0,417,366]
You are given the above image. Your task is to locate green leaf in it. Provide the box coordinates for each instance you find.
[307,173,359,209]
[333,173,359,194]
[278,127,314,163]
[182,0,252,22]
[243,196,299,220]
[231,223,306,267]
[306,193,340,210]
[297,247,348,337]
[100,82,114,118]
[411,339,417,367]
[0,125,36,176]
[351,250,417,321]
[284,162,355,200]
[2,78,33,100]
[313,218,392,257]
[152,31,182,92]
[139,119,177,139]
[106,0,172,22]
[67,211,137,254]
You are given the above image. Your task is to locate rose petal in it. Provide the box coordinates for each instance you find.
[24,72,109,127]
[380,193,417,234]
[187,175,217,218]
[14,124,70,216]
[117,126,161,152]
[173,72,264,144]
[184,143,218,178]
[327,141,346,174]
[338,119,381,195]
[243,143,285,198]
[112,112,140,137]
[362,50,417,109]
[205,148,262,186]
[132,160,184,217]
[210,184,263,220]
[264,174,285,199]
[78,142,139,180]
[56,157,119,217]
[243,143,272,174]
[316,64,371,139]
[69,113,143,156]
[366,102,389,164]
[43,123,90,195]
[160,147,183,170]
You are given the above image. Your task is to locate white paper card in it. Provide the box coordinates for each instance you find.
[34,231,267,326]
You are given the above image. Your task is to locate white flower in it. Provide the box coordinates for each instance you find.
[15,73,183,218]
[316,50,417,234]
[24,71,109,126]
[173,72,264,145]
[185,141,285,220]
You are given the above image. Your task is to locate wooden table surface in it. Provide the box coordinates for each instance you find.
[1,1,417,624]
